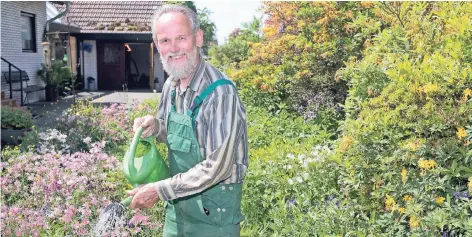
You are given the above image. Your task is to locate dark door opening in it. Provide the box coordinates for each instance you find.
[125,43,151,90]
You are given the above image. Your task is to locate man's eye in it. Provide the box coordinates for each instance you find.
[159,39,169,44]
[179,36,185,40]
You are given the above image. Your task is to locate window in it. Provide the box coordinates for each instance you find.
[21,12,36,52]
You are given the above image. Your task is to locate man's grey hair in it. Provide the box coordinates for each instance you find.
[151,4,200,41]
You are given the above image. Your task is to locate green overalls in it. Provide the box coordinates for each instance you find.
[163,79,244,237]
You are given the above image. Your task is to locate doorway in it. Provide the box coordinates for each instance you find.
[125,43,151,90]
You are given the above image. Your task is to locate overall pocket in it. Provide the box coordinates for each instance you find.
[181,194,215,226]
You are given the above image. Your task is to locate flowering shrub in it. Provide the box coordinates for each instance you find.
[335,2,472,235]
[1,97,167,236]
[20,99,155,156]
[0,142,164,236]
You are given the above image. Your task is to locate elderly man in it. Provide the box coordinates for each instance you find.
[128,4,248,237]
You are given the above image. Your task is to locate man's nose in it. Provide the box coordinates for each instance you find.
[170,41,180,53]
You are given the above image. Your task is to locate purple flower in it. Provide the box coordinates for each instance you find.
[288,199,297,206]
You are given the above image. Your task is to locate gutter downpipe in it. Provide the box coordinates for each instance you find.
[44,2,70,41]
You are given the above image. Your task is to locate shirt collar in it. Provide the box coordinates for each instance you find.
[188,54,206,92]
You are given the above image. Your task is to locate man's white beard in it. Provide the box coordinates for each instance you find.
[160,46,199,82]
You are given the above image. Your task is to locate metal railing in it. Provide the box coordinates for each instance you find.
[1,57,25,105]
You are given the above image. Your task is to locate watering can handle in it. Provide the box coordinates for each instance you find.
[127,122,161,183]
[127,127,144,181]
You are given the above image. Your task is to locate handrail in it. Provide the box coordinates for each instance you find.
[1,57,21,71]
[1,57,25,104]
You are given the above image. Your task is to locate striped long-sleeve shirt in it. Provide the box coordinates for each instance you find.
[153,56,249,201]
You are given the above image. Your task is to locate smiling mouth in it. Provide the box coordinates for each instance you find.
[169,54,185,60]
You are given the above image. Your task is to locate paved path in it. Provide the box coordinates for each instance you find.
[91,92,160,105]
[29,91,160,129]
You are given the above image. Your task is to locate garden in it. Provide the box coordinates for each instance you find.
[1,2,472,236]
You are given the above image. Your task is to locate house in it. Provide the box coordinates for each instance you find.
[1,1,167,107]
[1,1,48,106]
[53,1,167,92]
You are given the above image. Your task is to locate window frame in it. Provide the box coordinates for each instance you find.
[21,11,37,53]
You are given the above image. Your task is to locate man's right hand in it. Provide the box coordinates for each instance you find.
[133,115,160,138]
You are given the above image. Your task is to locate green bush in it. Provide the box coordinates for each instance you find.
[336,2,472,235]
[1,106,34,129]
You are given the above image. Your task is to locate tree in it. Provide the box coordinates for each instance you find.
[209,17,263,70]
[197,7,217,55]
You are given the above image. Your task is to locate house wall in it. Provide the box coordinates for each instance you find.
[1,1,47,104]
[82,40,98,90]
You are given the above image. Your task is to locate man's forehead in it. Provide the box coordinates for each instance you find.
[156,12,190,27]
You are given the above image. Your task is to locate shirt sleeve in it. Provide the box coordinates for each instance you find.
[152,93,239,201]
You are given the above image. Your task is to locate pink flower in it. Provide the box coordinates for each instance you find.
[81,218,89,226]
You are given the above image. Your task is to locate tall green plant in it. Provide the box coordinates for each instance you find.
[36,61,71,87]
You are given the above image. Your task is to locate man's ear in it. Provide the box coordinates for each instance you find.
[195,29,203,48]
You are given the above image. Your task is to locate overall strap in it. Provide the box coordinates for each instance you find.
[170,89,176,112]
[187,79,236,121]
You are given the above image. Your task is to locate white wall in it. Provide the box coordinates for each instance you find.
[82,40,97,90]
[1,1,47,104]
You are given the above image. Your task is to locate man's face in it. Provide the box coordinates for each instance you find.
[154,12,203,80]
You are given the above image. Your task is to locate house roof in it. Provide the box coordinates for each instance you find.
[54,1,162,34]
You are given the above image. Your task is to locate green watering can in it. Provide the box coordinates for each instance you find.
[94,126,169,236]
[120,126,169,206]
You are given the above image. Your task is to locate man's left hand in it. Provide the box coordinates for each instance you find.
[126,184,160,209]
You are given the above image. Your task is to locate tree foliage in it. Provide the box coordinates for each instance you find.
[213,1,472,236]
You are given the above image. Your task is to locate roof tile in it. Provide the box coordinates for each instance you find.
[54,1,162,33]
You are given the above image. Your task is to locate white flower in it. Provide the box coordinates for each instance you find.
[288,178,294,185]
[296,176,303,183]
[287,153,295,159]
[298,154,306,160]
[83,137,92,144]
[303,172,309,180]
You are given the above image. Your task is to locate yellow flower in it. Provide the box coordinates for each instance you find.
[397,207,405,214]
[418,158,436,175]
[339,136,354,153]
[457,127,467,140]
[464,88,472,98]
[403,195,413,203]
[422,83,440,94]
[409,215,420,228]
[401,168,408,184]
[403,139,422,152]
[468,177,472,193]
[385,194,396,211]
[435,196,445,204]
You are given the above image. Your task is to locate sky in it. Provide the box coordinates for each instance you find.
[194,0,263,45]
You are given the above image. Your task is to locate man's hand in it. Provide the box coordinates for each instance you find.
[126,184,160,209]
[133,115,160,138]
